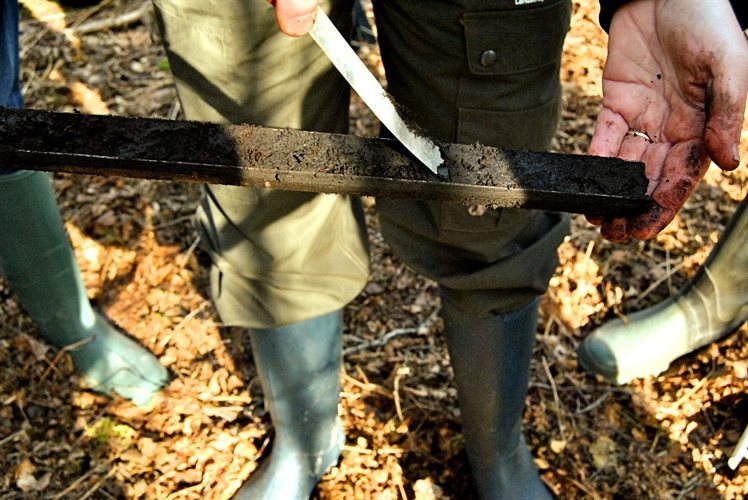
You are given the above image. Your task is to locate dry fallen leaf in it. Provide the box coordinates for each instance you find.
[70,81,110,115]
[733,360,747,379]
[413,477,446,500]
[590,436,618,469]
[15,458,51,493]
[18,0,66,32]
[550,438,567,454]
[19,333,50,361]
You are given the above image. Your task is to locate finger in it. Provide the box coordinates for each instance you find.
[585,214,604,226]
[639,142,670,195]
[585,108,629,225]
[703,77,748,171]
[587,134,663,231]
[702,18,748,171]
[589,107,629,158]
[273,0,317,36]
[617,133,649,162]
[595,142,670,241]
[630,140,709,240]
[651,140,709,211]
[629,202,677,241]
[600,217,629,242]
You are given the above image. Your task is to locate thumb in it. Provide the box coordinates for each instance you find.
[703,41,748,170]
[269,0,318,37]
[704,77,748,171]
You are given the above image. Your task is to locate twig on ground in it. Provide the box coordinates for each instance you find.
[567,476,599,498]
[0,429,25,447]
[177,235,201,271]
[159,301,209,349]
[397,477,408,500]
[342,444,375,455]
[575,391,610,414]
[672,371,712,409]
[52,463,108,500]
[66,0,115,30]
[542,355,567,439]
[79,467,117,500]
[675,471,704,500]
[66,2,151,36]
[343,368,393,399]
[634,259,687,305]
[149,214,195,231]
[665,249,674,294]
[393,365,410,422]
[343,327,417,357]
[39,335,94,383]
[343,307,439,357]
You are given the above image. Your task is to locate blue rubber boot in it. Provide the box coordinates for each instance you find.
[0,171,168,405]
[578,197,748,384]
[234,310,344,500]
[442,296,551,500]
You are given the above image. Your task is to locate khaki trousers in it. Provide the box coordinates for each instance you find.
[153,0,571,328]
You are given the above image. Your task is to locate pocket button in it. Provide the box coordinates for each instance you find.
[480,49,497,67]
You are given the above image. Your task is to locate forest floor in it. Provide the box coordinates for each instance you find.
[1,0,746,498]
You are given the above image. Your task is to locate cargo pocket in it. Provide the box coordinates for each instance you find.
[456,0,571,149]
[457,99,562,151]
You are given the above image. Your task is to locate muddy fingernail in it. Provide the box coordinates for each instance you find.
[734,143,742,165]
[291,13,315,35]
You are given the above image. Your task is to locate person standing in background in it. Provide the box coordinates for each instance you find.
[151,0,747,497]
[0,0,168,406]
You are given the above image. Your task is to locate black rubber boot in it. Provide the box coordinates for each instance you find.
[442,296,551,500]
[0,171,168,405]
[234,310,344,500]
[578,197,748,384]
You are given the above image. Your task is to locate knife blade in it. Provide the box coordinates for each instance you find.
[308,7,445,175]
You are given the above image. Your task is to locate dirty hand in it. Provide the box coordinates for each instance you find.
[267,0,318,36]
[588,0,748,242]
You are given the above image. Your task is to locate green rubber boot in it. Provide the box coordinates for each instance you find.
[578,197,748,384]
[234,310,344,500]
[0,171,169,405]
[443,296,551,500]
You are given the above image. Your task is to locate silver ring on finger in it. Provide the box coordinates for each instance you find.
[626,129,652,142]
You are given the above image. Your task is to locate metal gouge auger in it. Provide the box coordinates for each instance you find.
[0,107,651,215]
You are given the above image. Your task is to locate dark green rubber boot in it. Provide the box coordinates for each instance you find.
[0,171,169,405]
[443,296,551,500]
[234,310,344,500]
[578,197,748,384]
